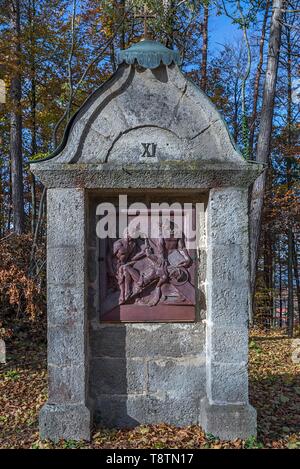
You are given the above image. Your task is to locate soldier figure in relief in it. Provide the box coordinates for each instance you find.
[112,221,194,306]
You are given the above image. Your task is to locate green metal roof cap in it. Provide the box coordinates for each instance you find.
[117,40,182,69]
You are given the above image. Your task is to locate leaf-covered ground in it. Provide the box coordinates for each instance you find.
[0,324,299,449]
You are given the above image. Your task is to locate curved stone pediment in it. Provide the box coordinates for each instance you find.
[31,42,263,189]
[35,63,246,166]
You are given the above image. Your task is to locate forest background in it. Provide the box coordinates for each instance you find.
[0,0,299,345]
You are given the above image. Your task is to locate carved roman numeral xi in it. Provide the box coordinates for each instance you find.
[141,143,157,158]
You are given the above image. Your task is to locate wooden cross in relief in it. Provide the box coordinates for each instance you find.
[135,4,156,40]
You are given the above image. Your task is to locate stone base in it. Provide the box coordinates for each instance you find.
[200,397,257,441]
[39,403,91,442]
[93,394,202,428]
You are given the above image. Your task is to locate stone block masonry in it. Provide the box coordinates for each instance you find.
[89,323,206,428]
[31,39,263,441]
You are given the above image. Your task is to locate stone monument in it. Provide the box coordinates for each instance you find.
[30,39,263,442]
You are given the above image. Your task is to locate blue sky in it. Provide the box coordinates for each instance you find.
[208,7,242,52]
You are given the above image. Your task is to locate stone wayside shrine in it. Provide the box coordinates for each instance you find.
[30,40,263,442]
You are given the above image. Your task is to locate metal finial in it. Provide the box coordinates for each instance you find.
[134,4,156,40]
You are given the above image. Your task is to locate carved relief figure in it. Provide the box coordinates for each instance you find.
[106,221,195,309]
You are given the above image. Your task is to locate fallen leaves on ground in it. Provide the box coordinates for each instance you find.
[0,324,299,449]
[249,328,300,448]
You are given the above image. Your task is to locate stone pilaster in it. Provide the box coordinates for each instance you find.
[200,187,256,440]
[39,188,91,442]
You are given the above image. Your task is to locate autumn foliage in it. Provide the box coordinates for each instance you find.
[0,234,45,322]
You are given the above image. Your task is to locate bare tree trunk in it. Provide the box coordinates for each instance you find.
[119,0,126,49]
[286,24,294,337]
[10,0,24,234]
[51,5,123,148]
[233,80,239,142]
[237,0,252,160]
[110,42,117,72]
[0,165,3,237]
[165,0,175,48]
[249,0,270,156]
[31,173,36,234]
[279,242,283,328]
[264,215,273,329]
[29,186,46,275]
[7,160,12,232]
[29,0,37,235]
[292,235,300,324]
[200,5,208,92]
[287,230,294,336]
[249,0,285,303]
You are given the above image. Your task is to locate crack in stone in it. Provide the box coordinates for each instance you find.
[169,82,188,126]
[190,119,219,141]
[104,125,182,162]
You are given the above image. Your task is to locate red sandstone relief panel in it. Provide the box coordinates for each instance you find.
[99,211,196,322]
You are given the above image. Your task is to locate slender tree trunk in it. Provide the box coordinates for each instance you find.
[286,25,294,337]
[29,0,37,235]
[10,0,24,234]
[0,165,3,237]
[200,5,209,92]
[279,243,283,328]
[249,0,285,304]
[119,0,126,49]
[165,0,175,48]
[237,0,252,160]
[7,161,12,232]
[264,215,273,329]
[249,0,270,157]
[29,186,46,275]
[292,235,300,324]
[110,42,117,72]
[31,173,36,234]
[233,80,239,142]
[287,230,294,336]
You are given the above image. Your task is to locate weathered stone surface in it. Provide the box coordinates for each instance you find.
[90,358,147,394]
[198,249,207,283]
[208,244,249,285]
[48,364,86,404]
[47,188,85,247]
[39,403,91,442]
[206,246,250,326]
[33,41,259,441]
[31,64,255,169]
[207,326,248,363]
[39,66,133,165]
[31,162,263,190]
[208,362,249,404]
[202,186,255,436]
[205,186,250,332]
[48,324,85,366]
[200,397,257,440]
[47,284,84,327]
[147,357,205,396]
[87,197,98,248]
[47,246,85,286]
[207,188,249,246]
[89,322,206,427]
[94,393,201,428]
[207,284,249,326]
[90,323,205,358]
